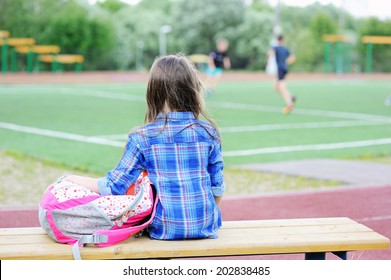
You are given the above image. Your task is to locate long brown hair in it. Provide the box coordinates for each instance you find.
[144,53,218,134]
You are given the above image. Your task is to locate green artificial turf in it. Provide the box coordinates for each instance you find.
[1,79,391,173]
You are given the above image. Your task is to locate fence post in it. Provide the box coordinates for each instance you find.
[365,43,372,73]
[27,50,34,73]
[11,48,17,72]
[335,41,343,74]
[52,55,58,72]
[75,63,82,73]
[324,41,331,73]
[1,39,8,74]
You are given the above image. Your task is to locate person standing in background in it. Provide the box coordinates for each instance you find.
[206,38,231,94]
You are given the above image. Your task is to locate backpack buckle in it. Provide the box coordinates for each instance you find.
[90,234,108,244]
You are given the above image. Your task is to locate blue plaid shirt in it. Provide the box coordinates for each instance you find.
[98,112,224,240]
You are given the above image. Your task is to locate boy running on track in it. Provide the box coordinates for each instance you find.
[268,35,296,114]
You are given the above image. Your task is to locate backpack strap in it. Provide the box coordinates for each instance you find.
[72,234,109,260]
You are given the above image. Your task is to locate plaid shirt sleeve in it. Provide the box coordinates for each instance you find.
[208,138,225,197]
[98,137,145,195]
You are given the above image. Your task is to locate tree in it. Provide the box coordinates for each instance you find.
[0,0,68,41]
[112,1,172,70]
[172,0,245,56]
[278,10,338,72]
[310,11,338,42]
[0,0,116,70]
[43,1,116,70]
[97,0,127,13]
[230,8,274,70]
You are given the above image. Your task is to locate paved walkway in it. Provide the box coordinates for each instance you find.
[240,159,391,185]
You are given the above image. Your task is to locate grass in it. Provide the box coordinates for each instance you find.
[0,79,391,205]
[0,150,101,206]
[0,149,341,206]
[223,168,341,195]
[352,153,391,165]
[1,80,391,173]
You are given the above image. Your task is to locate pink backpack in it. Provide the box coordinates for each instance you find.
[39,172,157,259]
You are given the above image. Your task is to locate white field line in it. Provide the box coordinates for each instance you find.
[2,85,391,123]
[95,119,387,140]
[94,134,128,140]
[209,101,391,123]
[59,88,145,102]
[223,138,391,157]
[0,86,145,101]
[57,89,391,133]
[1,121,391,158]
[219,120,387,133]
[0,122,124,148]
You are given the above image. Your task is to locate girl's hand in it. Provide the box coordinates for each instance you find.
[54,175,100,194]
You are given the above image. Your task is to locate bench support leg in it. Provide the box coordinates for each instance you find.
[305,252,326,260]
[332,251,348,260]
[305,251,348,260]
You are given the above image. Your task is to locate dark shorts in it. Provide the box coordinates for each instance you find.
[277,68,288,80]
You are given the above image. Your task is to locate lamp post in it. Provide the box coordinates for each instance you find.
[136,41,144,71]
[159,25,172,56]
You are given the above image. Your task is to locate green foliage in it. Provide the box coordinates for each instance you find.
[310,12,338,42]
[296,11,337,71]
[112,3,172,69]
[281,6,338,72]
[0,0,116,70]
[172,0,245,55]
[43,1,116,70]
[1,0,391,72]
[232,9,273,70]
[97,0,127,13]
[0,0,62,40]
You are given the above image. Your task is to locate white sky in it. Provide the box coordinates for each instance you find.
[89,0,391,20]
[268,0,391,19]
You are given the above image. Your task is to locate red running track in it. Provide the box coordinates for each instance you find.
[218,185,391,260]
[1,185,390,260]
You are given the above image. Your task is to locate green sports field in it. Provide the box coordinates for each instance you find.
[1,79,391,174]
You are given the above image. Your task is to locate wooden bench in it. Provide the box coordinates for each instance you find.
[15,45,61,73]
[188,54,210,72]
[38,54,84,73]
[0,217,389,260]
[0,37,36,74]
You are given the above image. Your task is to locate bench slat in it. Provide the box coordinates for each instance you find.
[0,227,45,236]
[0,218,355,236]
[85,231,390,259]
[0,218,389,260]
[0,223,373,245]
[222,217,355,229]
[0,231,388,260]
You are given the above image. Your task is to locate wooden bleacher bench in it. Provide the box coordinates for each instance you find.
[188,54,210,72]
[38,54,84,72]
[0,217,389,260]
[188,54,210,64]
[0,30,10,39]
[14,45,60,73]
[15,45,60,54]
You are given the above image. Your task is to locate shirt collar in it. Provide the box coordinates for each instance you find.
[156,112,196,120]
